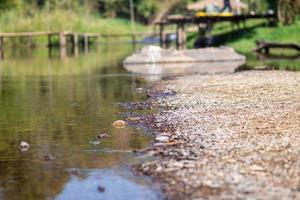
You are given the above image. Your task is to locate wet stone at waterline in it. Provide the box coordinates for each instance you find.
[112,120,127,129]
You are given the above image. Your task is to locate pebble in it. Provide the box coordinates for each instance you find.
[89,140,100,145]
[155,135,170,143]
[44,155,55,161]
[112,120,126,128]
[97,133,111,139]
[19,141,30,151]
[97,185,105,193]
[135,88,144,93]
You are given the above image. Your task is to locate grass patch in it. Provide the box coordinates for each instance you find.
[187,19,300,71]
[226,20,300,53]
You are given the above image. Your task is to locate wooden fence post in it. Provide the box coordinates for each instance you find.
[84,34,89,48]
[176,22,186,50]
[48,34,53,47]
[0,36,3,50]
[84,34,89,53]
[131,34,136,44]
[72,33,78,47]
[72,33,79,57]
[27,36,33,48]
[159,23,165,47]
[59,32,67,47]
[0,36,3,60]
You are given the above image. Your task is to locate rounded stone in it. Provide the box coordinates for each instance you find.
[112,120,126,129]
[155,135,170,143]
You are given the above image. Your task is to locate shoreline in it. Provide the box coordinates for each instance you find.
[129,70,300,200]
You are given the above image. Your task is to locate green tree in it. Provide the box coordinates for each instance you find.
[0,0,20,11]
[136,0,160,23]
[277,0,300,24]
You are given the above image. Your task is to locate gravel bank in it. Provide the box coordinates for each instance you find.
[130,71,300,200]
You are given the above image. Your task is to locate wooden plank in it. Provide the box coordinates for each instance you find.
[160,13,276,25]
[0,32,60,38]
[101,32,159,38]
[0,31,162,39]
[254,40,300,53]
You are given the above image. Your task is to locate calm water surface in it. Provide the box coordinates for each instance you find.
[0,45,161,200]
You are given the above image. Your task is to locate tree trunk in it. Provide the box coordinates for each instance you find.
[277,0,299,25]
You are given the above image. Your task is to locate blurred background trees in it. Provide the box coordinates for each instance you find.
[0,0,299,25]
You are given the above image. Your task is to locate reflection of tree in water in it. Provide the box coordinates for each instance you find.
[0,45,150,199]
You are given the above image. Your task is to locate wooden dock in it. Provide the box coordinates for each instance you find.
[156,13,276,49]
[0,31,160,59]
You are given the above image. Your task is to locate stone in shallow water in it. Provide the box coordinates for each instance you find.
[97,185,105,193]
[123,45,245,65]
[44,154,55,161]
[123,46,246,80]
[112,120,127,129]
[89,140,100,145]
[97,133,111,139]
[19,141,30,151]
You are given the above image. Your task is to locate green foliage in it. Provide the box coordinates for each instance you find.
[277,0,300,25]
[226,20,300,70]
[0,9,144,33]
[227,20,300,51]
[136,0,160,22]
[0,8,147,47]
[0,0,188,24]
[0,0,20,11]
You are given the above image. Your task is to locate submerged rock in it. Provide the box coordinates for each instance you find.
[97,133,111,139]
[97,185,105,193]
[44,154,55,161]
[19,141,30,151]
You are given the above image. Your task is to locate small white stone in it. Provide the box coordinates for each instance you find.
[155,135,169,143]
[19,141,30,151]
[89,140,100,145]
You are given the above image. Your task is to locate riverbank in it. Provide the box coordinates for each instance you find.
[226,20,300,53]
[129,70,300,199]
[188,20,300,53]
[187,20,300,71]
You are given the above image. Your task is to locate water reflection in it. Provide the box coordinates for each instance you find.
[56,169,160,200]
[238,52,300,71]
[0,45,159,199]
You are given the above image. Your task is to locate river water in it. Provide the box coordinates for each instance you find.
[0,45,161,200]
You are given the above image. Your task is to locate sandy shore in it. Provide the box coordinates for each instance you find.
[129,71,300,200]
